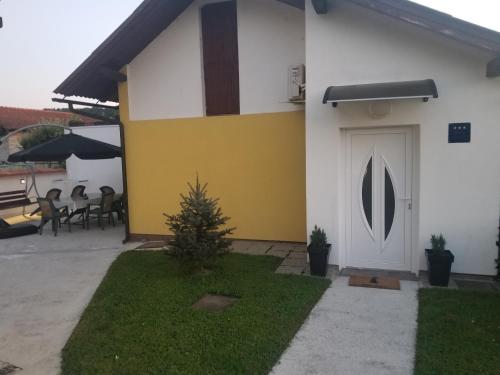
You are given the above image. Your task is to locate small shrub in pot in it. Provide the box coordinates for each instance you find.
[425,234,454,287]
[308,226,331,277]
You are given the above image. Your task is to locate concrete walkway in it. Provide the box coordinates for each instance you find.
[0,225,128,375]
[271,276,419,375]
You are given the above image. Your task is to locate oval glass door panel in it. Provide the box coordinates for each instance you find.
[384,167,395,239]
[362,157,373,230]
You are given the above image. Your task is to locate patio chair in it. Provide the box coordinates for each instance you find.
[115,194,126,223]
[37,197,71,236]
[86,192,115,230]
[99,186,115,194]
[30,188,63,216]
[69,185,89,226]
[71,185,87,199]
[46,188,62,200]
[99,186,124,222]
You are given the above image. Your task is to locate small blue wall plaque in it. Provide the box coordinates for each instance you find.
[448,123,471,143]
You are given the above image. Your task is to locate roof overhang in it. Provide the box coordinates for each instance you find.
[54,0,305,102]
[487,56,500,77]
[55,0,500,102]
[322,79,438,107]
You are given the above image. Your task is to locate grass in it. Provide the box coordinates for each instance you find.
[61,252,330,375]
[415,288,500,375]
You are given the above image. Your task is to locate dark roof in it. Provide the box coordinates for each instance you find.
[346,0,500,53]
[0,107,96,131]
[55,0,500,102]
[322,79,438,105]
[55,0,193,102]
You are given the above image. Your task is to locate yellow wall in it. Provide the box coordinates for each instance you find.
[119,82,306,242]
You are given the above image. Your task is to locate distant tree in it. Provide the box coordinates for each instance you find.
[77,107,119,122]
[19,123,64,150]
[0,124,7,137]
[43,106,119,122]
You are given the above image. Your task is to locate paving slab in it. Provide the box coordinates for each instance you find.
[280,257,307,267]
[275,265,305,275]
[231,241,272,255]
[0,225,125,375]
[266,249,290,258]
[287,251,307,259]
[271,276,418,375]
[269,243,297,252]
[289,244,307,252]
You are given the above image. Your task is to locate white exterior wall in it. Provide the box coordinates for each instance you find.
[66,125,123,195]
[237,0,305,114]
[305,1,500,275]
[127,0,305,120]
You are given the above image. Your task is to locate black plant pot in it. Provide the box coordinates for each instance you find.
[308,243,331,277]
[426,249,454,287]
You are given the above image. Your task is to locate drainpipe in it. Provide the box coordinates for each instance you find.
[118,120,130,243]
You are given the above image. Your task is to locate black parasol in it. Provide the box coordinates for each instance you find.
[8,133,122,162]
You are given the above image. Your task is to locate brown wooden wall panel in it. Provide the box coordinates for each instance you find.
[201,1,240,116]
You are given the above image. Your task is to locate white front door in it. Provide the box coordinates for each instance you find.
[346,127,413,271]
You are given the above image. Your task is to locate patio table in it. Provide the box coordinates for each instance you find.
[53,193,122,211]
[53,193,123,229]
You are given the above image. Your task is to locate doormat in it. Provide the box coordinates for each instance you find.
[455,279,499,292]
[349,275,400,290]
[0,361,21,375]
[192,294,239,313]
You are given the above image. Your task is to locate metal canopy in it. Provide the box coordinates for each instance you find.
[322,79,438,107]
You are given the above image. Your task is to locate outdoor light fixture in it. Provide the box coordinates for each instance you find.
[20,177,26,185]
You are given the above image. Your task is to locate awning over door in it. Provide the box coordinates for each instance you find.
[322,79,438,107]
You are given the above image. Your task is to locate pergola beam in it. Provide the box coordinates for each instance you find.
[52,97,119,109]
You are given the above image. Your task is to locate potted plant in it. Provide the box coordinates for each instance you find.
[308,226,331,277]
[425,234,454,286]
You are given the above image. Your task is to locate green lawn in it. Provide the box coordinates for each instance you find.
[415,288,500,375]
[62,252,330,375]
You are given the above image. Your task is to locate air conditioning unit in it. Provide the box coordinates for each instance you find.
[288,64,305,102]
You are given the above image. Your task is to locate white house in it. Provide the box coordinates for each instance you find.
[55,0,500,276]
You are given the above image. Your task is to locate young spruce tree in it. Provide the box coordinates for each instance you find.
[164,176,235,272]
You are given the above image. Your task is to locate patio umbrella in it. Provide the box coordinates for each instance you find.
[8,133,122,162]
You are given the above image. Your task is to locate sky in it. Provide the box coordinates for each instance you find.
[0,0,499,109]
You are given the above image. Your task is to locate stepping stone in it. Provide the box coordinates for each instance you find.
[192,294,239,313]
